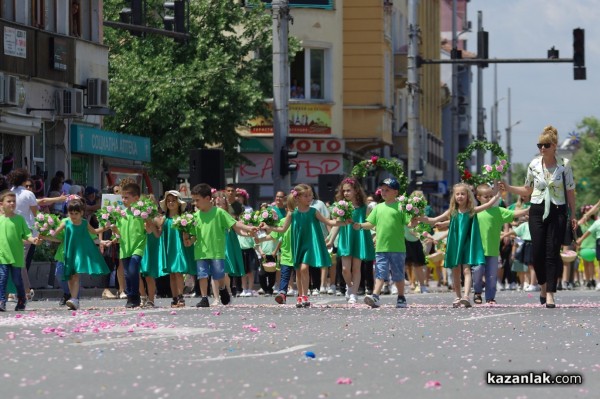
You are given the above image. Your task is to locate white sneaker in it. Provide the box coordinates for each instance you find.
[240,290,250,297]
[66,298,79,310]
[509,282,518,290]
[327,284,336,295]
[319,286,327,294]
[311,289,320,296]
[497,282,505,291]
[348,294,357,304]
[119,291,127,299]
[420,285,429,293]
[345,289,351,301]
[381,284,390,295]
[287,288,296,296]
[257,288,265,295]
[596,284,600,291]
[391,285,398,295]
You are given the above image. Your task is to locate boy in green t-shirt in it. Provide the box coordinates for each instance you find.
[473,184,528,304]
[0,190,40,311]
[354,178,414,309]
[185,184,257,308]
[112,183,149,309]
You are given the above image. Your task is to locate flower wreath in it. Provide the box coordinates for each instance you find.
[456,140,508,186]
[350,156,408,193]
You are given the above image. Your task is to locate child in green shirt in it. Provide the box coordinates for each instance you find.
[0,190,40,311]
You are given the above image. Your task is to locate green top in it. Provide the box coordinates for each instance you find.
[580,220,596,249]
[444,212,485,268]
[0,214,31,267]
[192,206,236,260]
[117,209,147,259]
[337,205,375,260]
[277,224,293,266]
[260,233,279,255]
[63,219,109,280]
[366,201,410,252]
[54,218,95,262]
[238,234,255,250]
[507,202,531,211]
[587,219,600,241]
[513,222,531,241]
[476,207,514,256]
[291,207,331,268]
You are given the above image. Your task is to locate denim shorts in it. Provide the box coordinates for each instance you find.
[197,259,225,280]
[374,252,406,282]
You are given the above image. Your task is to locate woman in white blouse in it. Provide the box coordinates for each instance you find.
[500,126,577,308]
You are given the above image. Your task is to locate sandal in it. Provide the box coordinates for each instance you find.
[460,297,472,308]
[473,293,483,304]
[486,299,496,305]
[452,298,461,308]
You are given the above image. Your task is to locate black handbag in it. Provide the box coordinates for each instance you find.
[562,171,575,246]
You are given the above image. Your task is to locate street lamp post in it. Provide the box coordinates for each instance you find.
[506,87,520,203]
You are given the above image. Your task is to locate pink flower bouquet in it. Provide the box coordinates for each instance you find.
[330,200,355,221]
[95,205,123,228]
[481,156,510,182]
[171,212,197,236]
[34,212,61,237]
[130,197,159,220]
[398,193,427,218]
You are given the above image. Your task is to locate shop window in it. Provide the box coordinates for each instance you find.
[71,154,90,186]
[32,126,45,174]
[1,0,16,21]
[0,134,24,174]
[290,48,328,101]
[15,0,32,25]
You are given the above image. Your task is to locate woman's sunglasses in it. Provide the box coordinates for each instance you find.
[537,143,552,149]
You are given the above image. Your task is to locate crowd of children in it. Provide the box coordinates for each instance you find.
[2,168,600,312]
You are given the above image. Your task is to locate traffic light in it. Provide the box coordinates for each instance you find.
[477,30,489,68]
[119,0,143,25]
[280,146,298,176]
[573,28,586,80]
[164,1,186,34]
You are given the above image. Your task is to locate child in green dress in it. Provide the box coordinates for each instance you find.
[262,184,349,308]
[419,183,500,308]
[51,199,110,310]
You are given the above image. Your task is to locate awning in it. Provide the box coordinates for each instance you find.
[0,111,42,136]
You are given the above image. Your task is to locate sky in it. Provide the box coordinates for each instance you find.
[465,0,600,165]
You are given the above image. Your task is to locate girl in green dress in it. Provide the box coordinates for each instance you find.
[419,183,500,308]
[327,178,375,305]
[263,184,349,308]
[51,199,110,310]
[156,190,195,308]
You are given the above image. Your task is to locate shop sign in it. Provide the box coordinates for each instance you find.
[249,103,332,135]
[290,138,344,153]
[4,27,26,58]
[71,125,151,162]
[238,153,343,184]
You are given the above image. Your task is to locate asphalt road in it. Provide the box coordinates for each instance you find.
[1,289,599,399]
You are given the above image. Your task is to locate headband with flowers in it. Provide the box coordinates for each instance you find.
[236,188,249,199]
[291,189,298,198]
[342,178,357,185]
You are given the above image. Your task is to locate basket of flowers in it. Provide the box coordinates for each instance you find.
[560,250,577,263]
[263,262,277,272]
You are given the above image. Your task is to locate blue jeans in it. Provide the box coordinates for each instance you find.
[54,262,72,296]
[472,256,499,301]
[197,259,225,280]
[122,255,142,299]
[374,252,406,282]
[278,264,294,294]
[0,264,25,303]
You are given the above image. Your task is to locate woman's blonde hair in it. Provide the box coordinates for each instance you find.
[538,125,558,145]
[448,183,476,217]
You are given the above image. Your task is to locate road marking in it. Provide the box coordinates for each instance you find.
[190,344,314,362]
[71,327,220,346]
[458,311,525,321]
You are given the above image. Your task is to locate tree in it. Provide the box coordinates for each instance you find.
[571,116,600,208]
[103,0,272,188]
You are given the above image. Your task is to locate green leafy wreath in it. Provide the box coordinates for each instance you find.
[456,140,508,186]
[350,156,408,193]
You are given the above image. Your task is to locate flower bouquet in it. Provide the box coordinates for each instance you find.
[481,156,510,182]
[34,212,61,237]
[130,197,159,220]
[330,200,355,221]
[398,193,428,218]
[95,205,123,228]
[241,210,260,226]
[255,206,280,238]
[171,212,197,236]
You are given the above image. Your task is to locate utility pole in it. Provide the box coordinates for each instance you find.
[450,0,459,186]
[476,11,485,170]
[407,0,421,176]
[491,62,499,163]
[506,87,520,204]
[272,0,291,193]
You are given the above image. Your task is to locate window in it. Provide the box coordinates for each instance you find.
[70,0,81,37]
[15,0,32,25]
[290,48,328,101]
[56,0,69,35]
[33,0,46,29]
[1,1,16,21]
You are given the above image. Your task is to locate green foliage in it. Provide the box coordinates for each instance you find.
[350,156,408,193]
[456,140,508,186]
[510,162,527,188]
[103,0,272,188]
[571,117,600,208]
[33,241,57,262]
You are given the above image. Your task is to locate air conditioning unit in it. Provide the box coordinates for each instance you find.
[86,78,108,107]
[55,88,84,117]
[0,73,18,106]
